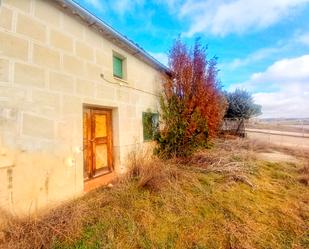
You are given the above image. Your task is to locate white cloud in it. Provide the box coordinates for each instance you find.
[231,55,309,118]
[111,0,144,15]
[84,0,104,11]
[253,91,309,118]
[222,30,309,70]
[85,0,309,37]
[224,47,282,70]
[249,55,309,84]
[149,52,168,66]
[174,0,309,36]
[155,0,183,13]
[297,32,309,46]
[84,0,144,15]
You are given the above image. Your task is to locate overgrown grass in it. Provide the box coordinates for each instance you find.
[1,139,308,249]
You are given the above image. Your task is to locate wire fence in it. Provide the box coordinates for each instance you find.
[221,118,309,149]
[247,119,309,136]
[221,118,247,137]
[246,119,309,149]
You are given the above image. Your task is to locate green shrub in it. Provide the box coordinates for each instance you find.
[154,95,208,158]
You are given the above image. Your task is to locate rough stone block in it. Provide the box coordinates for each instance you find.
[50,29,73,52]
[85,28,103,48]
[31,89,60,117]
[126,105,137,118]
[32,90,60,111]
[22,113,55,139]
[33,44,60,70]
[61,95,81,114]
[0,6,13,30]
[95,50,104,65]
[116,88,130,103]
[76,41,94,61]
[14,63,45,88]
[76,78,95,97]
[63,55,85,76]
[17,14,46,43]
[3,0,30,12]
[62,13,84,38]
[0,32,28,60]
[86,63,102,81]
[96,84,116,100]
[49,72,74,93]
[34,0,61,27]
[0,59,9,82]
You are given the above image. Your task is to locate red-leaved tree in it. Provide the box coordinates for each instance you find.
[155,39,226,157]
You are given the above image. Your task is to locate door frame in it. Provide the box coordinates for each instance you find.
[83,105,114,191]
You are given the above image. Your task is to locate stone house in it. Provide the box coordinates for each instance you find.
[0,0,168,215]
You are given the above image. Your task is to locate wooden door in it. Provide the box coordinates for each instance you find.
[83,107,113,181]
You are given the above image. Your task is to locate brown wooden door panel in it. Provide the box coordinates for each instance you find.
[83,107,113,180]
[83,109,92,178]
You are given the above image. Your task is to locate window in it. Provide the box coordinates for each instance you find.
[113,55,123,79]
[142,112,159,141]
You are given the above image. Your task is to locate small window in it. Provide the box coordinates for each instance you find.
[142,112,159,141]
[113,55,123,79]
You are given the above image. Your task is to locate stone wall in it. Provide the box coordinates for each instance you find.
[0,0,163,215]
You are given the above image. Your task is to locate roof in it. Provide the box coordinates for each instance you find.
[53,0,170,74]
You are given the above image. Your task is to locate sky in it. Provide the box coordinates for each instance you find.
[77,0,309,118]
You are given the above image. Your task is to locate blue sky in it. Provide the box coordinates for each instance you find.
[77,0,309,118]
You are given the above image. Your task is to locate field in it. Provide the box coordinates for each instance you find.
[248,118,309,134]
[1,138,308,249]
[246,118,309,149]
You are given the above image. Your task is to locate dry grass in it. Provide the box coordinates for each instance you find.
[0,190,111,249]
[298,164,309,186]
[1,201,84,249]
[1,138,308,249]
[178,138,259,187]
[0,150,185,249]
[123,150,182,192]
